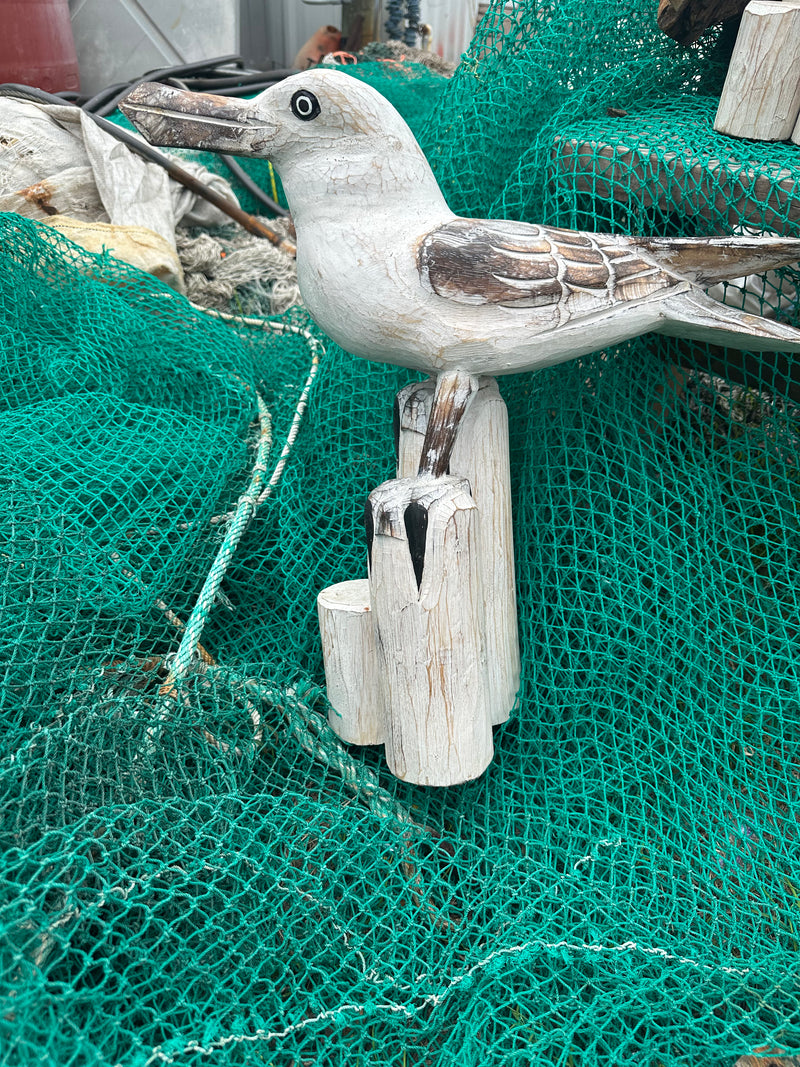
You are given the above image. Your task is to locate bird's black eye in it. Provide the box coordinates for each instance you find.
[291,90,321,122]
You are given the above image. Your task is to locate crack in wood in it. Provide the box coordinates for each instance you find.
[403,500,429,590]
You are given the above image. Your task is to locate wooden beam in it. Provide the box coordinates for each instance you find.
[551,135,800,232]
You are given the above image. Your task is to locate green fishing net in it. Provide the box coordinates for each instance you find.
[2,1,800,1063]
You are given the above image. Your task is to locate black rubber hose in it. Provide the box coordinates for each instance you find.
[82,81,137,113]
[0,82,67,106]
[84,67,293,113]
[94,55,244,117]
[184,69,296,91]
[220,154,288,217]
[141,55,244,77]
[196,81,296,98]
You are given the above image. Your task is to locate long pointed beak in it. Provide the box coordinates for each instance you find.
[119,82,275,156]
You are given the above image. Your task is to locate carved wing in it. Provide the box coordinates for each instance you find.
[418,219,675,322]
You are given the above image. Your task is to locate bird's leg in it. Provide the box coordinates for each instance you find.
[417,370,480,478]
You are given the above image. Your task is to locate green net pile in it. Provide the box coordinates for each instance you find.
[3,1,800,1063]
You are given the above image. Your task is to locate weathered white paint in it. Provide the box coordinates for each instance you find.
[659,288,800,351]
[396,377,520,723]
[396,380,436,480]
[368,476,493,786]
[317,579,384,746]
[416,368,480,478]
[716,0,800,141]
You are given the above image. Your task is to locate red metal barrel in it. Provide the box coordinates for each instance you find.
[0,0,80,92]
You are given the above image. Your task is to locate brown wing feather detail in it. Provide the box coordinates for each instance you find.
[419,218,674,313]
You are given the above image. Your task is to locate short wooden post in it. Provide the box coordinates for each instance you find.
[367,475,493,786]
[317,578,384,745]
[395,377,520,723]
[715,0,800,141]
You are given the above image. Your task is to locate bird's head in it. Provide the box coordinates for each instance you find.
[120,68,443,216]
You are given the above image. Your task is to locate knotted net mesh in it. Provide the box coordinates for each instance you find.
[2,2,799,1063]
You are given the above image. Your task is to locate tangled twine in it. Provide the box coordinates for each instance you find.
[177,220,300,315]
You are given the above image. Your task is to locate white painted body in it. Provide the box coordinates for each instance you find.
[123,68,800,369]
[281,108,674,376]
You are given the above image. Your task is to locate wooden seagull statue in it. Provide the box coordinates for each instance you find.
[122,69,800,475]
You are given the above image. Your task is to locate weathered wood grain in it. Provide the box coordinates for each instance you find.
[317,579,384,745]
[396,377,520,724]
[416,369,480,478]
[368,476,493,786]
[715,1,800,141]
[552,135,800,232]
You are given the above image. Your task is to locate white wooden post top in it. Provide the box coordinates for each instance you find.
[367,475,493,786]
[716,0,800,141]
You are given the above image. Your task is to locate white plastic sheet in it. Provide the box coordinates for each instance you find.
[0,97,239,248]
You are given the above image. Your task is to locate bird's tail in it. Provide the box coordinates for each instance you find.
[633,235,800,286]
[658,289,800,352]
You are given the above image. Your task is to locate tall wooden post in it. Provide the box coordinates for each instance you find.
[395,377,520,723]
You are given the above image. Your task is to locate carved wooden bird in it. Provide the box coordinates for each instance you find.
[122,69,800,473]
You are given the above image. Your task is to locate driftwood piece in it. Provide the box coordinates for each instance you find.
[658,0,748,44]
[552,135,800,232]
[715,1,800,141]
[367,475,493,786]
[317,579,384,745]
[396,377,520,724]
